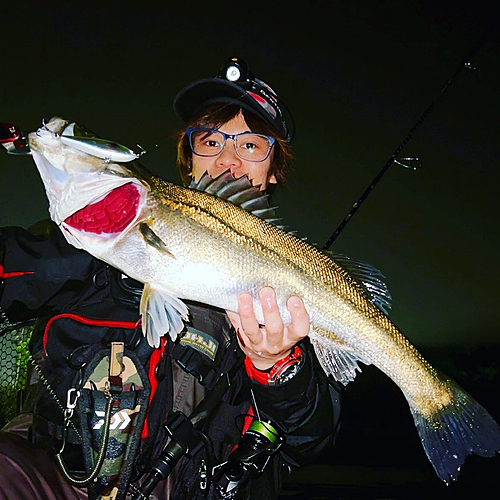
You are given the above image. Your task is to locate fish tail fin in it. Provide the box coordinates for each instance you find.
[410,378,500,484]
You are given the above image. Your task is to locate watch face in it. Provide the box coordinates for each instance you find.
[268,355,303,386]
[274,363,302,385]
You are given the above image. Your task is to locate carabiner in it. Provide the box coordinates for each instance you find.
[64,387,81,421]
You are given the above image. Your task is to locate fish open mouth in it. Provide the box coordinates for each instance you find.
[64,183,140,234]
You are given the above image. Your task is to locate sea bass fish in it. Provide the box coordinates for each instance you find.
[28,117,500,484]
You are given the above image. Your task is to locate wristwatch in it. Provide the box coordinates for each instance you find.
[268,345,304,385]
[245,345,304,385]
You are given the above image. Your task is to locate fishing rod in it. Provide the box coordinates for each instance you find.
[322,36,489,250]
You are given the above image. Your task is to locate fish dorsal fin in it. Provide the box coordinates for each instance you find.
[325,252,392,315]
[309,328,370,386]
[140,283,189,347]
[189,170,285,228]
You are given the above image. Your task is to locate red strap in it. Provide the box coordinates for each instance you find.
[231,405,255,453]
[244,356,272,385]
[43,313,140,355]
[142,336,167,439]
[0,263,34,279]
[241,405,255,435]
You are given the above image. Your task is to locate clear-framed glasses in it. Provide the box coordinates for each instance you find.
[186,127,276,163]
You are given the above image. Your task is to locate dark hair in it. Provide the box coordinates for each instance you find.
[176,104,294,187]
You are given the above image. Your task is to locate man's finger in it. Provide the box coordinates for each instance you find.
[237,292,263,344]
[259,287,284,353]
[286,295,310,343]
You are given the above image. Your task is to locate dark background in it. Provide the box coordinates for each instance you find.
[1,1,499,496]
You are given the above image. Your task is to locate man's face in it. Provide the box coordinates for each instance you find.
[190,111,277,190]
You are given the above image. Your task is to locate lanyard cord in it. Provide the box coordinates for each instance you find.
[55,385,114,486]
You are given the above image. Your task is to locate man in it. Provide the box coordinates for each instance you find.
[0,57,341,499]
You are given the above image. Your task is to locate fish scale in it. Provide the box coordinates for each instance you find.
[27,116,500,485]
[149,176,460,419]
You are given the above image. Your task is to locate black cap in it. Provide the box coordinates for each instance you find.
[173,57,293,141]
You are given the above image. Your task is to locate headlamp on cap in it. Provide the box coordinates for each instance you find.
[217,57,293,141]
[219,58,253,86]
[173,57,295,141]
[218,57,278,106]
[225,60,243,82]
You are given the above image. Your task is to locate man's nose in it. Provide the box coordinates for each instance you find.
[216,139,242,170]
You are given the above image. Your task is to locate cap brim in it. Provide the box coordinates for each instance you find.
[173,78,287,138]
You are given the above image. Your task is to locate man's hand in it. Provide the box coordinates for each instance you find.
[226,286,310,371]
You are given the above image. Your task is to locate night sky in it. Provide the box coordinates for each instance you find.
[1,2,498,354]
[0,2,500,346]
[1,1,500,490]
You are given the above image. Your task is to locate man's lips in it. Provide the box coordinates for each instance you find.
[64,183,140,234]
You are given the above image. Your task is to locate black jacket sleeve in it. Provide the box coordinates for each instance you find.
[1,221,342,470]
[250,339,342,467]
[0,221,99,327]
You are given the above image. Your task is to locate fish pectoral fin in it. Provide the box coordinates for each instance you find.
[139,222,175,258]
[309,328,370,386]
[140,283,189,347]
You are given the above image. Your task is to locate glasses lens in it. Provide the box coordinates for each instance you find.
[235,133,272,161]
[188,129,273,162]
[190,129,225,157]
